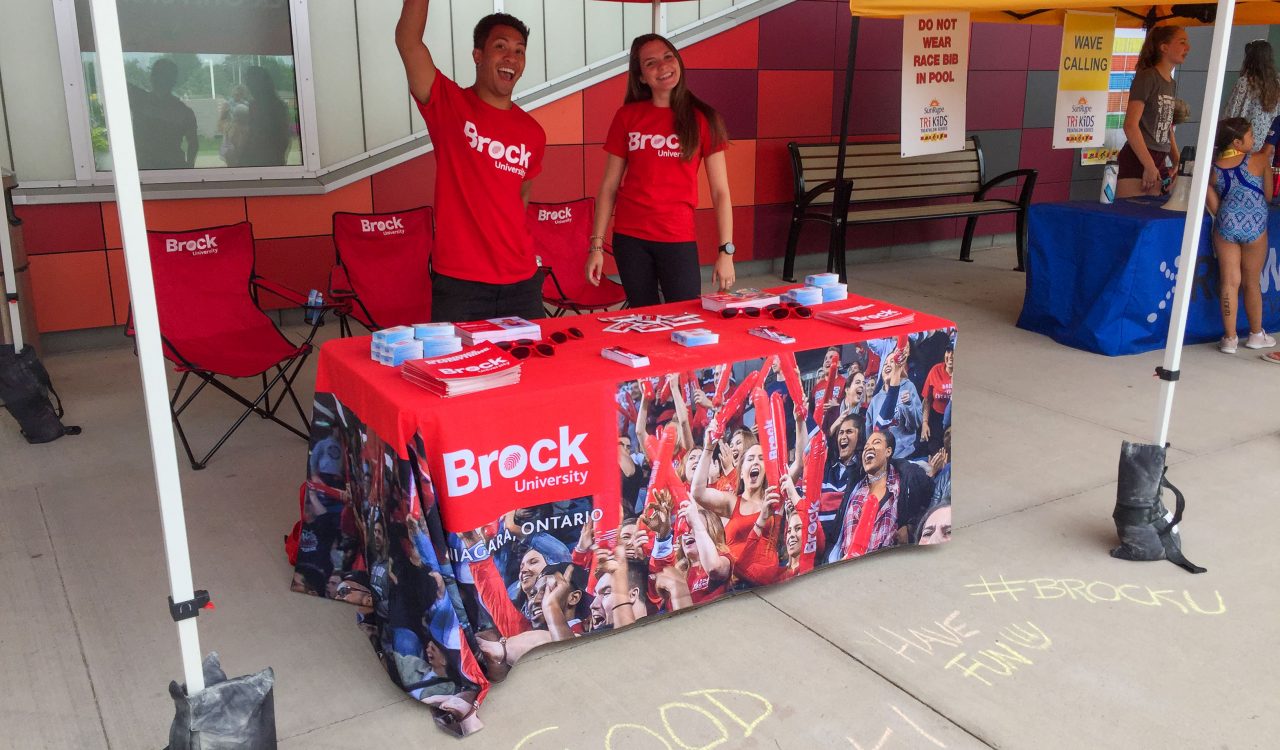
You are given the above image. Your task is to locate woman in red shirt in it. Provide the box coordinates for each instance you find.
[675,499,732,605]
[919,345,953,455]
[586,34,736,306]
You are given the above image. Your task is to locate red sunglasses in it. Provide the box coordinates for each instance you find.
[498,341,555,359]
[719,307,763,319]
[765,303,813,319]
[548,327,584,344]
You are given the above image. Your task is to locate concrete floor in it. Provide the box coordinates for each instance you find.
[2,244,1276,749]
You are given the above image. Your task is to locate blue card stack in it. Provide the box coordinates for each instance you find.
[671,328,719,346]
[413,322,463,357]
[784,286,824,306]
[821,283,848,302]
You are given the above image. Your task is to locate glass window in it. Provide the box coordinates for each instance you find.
[74,0,303,172]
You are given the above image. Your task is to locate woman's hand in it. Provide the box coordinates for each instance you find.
[678,499,702,530]
[779,473,801,505]
[713,253,735,292]
[1142,162,1160,192]
[585,249,604,286]
[576,514,595,553]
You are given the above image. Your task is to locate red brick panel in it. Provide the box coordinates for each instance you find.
[247,180,373,239]
[530,92,585,145]
[15,202,105,255]
[758,1,839,71]
[372,152,436,213]
[758,70,834,139]
[253,235,338,311]
[1029,25,1065,71]
[695,205,755,263]
[851,18,903,71]
[969,23,1032,71]
[102,197,248,249]
[684,69,759,141]
[681,20,759,70]
[583,74,628,144]
[529,145,586,204]
[966,70,1029,131]
[29,251,114,332]
[1018,127,1076,184]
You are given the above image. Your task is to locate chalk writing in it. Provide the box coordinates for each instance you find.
[510,688,772,749]
[511,689,946,749]
[859,611,981,664]
[860,611,1052,687]
[943,622,1052,687]
[965,575,1226,615]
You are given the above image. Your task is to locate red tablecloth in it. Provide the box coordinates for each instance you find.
[290,294,956,736]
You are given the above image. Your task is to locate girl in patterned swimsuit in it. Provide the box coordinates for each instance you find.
[1207,117,1276,354]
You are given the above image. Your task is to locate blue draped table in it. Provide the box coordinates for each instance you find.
[1016,199,1280,356]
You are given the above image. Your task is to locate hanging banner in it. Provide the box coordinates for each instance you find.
[901,12,969,157]
[1053,11,1116,149]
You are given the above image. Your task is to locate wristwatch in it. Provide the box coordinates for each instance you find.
[718,242,736,256]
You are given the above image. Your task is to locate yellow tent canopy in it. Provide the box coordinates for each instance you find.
[838,0,1258,467]
[848,1,1280,26]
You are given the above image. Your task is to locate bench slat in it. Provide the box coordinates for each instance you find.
[794,140,977,160]
[847,199,1018,223]
[802,167,979,186]
[796,152,978,170]
[847,183,984,201]
[801,159,977,177]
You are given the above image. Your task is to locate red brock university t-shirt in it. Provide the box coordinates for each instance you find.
[417,74,546,285]
[604,102,724,244]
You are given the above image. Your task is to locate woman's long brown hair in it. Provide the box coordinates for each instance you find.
[1136,26,1184,72]
[625,34,729,161]
[1240,39,1280,112]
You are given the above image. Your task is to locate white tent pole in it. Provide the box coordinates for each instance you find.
[1153,0,1235,446]
[89,0,205,693]
[0,196,24,352]
[653,0,662,33]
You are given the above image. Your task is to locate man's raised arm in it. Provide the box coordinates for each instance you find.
[396,0,437,103]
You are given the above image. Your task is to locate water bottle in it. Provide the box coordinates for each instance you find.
[305,289,321,324]
[1100,161,1118,204]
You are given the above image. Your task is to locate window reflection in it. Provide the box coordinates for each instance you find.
[76,0,302,172]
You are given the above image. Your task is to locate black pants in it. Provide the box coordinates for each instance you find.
[430,271,545,323]
[612,232,702,308]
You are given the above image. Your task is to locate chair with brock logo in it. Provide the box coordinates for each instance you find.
[135,222,326,469]
[329,206,434,336]
[527,198,627,317]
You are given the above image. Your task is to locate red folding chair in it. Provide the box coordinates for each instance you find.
[139,222,324,469]
[527,198,627,317]
[330,207,433,335]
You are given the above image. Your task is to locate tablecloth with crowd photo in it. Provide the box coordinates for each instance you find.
[288,295,957,737]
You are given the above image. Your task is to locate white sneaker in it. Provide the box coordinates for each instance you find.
[1245,331,1276,349]
[1219,336,1238,353]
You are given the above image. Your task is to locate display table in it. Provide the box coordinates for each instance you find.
[1017,199,1280,356]
[289,295,957,736]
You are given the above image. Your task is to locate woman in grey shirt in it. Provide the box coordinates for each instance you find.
[1116,27,1190,198]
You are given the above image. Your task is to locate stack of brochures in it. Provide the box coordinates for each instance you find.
[402,344,521,397]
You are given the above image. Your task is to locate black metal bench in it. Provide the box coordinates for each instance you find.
[782,136,1037,280]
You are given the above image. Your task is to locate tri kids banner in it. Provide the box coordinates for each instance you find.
[1053,11,1117,149]
[901,12,970,157]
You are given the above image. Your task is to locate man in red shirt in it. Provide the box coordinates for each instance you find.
[396,1,547,322]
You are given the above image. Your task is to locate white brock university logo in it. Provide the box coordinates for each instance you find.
[360,216,405,235]
[442,426,589,496]
[537,207,572,224]
[464,120,532,170]
[166,234,219,255]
